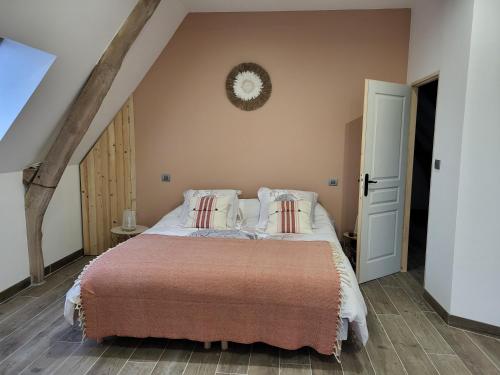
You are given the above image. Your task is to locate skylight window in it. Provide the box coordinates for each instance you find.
[0,37,56,141]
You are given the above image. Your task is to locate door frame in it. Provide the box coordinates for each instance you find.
[400,72,439,272]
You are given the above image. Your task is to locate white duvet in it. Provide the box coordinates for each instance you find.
[65,199,368,345]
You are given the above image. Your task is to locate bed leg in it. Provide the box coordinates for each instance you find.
[221,341,228,351]
[204,341,212,350]
[96,338,103,344]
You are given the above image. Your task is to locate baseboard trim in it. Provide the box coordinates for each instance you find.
[423,290,449,321]
[0,248,84,303]
[43,248,84,276]
[424,290,500,338]
[0,278,31,304]
[448,315,500,338]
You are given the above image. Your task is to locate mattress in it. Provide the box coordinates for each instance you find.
[65,200,368,345]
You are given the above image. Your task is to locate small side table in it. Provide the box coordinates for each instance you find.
[111,225,149,247]
[342,231,357,269]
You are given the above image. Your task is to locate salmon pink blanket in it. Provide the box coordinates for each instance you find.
[80,234,342,355]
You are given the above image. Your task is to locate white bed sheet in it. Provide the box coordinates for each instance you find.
[65,200,368,345]
[144,200,368,344]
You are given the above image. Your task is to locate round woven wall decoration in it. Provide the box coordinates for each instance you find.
[226,62,272,111]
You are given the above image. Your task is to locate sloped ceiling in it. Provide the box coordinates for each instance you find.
[71,0,187,164]
[183,0,412,12]
[0,0,135,172]
[0,0,187,172]
[0,0,411,173]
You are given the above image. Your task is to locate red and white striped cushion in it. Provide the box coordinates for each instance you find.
[184,195,232,229]
[265,200,313,234]
[180,189,241,229]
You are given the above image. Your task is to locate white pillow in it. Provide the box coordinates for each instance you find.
[257,187,318,230]
[184,195,232,229]
[237,198,261,228]
[180,189,241,228]
[265,200,313,234]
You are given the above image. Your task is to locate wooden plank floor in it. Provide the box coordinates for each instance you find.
[0,257,498,375]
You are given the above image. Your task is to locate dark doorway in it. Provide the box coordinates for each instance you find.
[408,79,438,282]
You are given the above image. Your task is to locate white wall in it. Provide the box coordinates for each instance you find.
[42,165,82,265]
[0,166,82,291]
[451,0,500,327]
[409,0,500,327]
[0,171,29,291]
[407,0,474,311]
[406,0,444,83]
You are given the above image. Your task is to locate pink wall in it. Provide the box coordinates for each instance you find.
[134,10,410,232]
[341,117,363,233]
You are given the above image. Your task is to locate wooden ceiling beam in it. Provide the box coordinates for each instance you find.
[24,0,162,284]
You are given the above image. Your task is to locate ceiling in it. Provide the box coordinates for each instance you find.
[0,0,138,172]
[0,0,187,172]
[0,0,412,173]
[182,0,412,12]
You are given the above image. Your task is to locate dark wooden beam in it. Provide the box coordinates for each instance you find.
[24,0,162,284]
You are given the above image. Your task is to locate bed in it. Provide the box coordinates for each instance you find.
[64,199,368,357]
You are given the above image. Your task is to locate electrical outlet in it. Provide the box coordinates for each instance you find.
[161,174,171,182]
[328,178,338,187]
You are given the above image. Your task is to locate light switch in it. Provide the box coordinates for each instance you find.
[328,178,338,187]
[434,160,441,170]
[161,174,171,182]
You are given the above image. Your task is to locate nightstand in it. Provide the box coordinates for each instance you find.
[110,225,149,247]
[342,231,357,269]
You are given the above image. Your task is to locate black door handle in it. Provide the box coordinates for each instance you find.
[364,173,378,196]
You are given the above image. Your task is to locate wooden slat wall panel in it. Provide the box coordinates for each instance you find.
[108,123,119,229]
[80,159,90,252]
[115,109,125,227]
[87,152,97,254]
[123,104,132,218]
[94,137,104,252]
[129,97,137,211]
[80,97,136,255]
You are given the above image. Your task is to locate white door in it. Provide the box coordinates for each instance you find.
[357,80,411,283]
